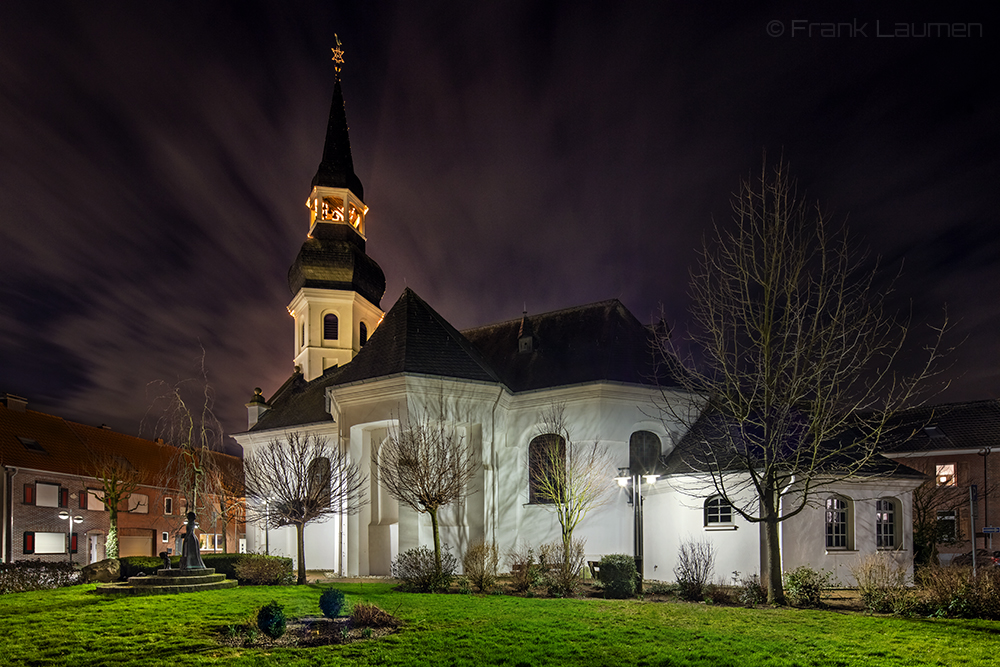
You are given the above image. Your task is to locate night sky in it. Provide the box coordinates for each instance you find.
[1,2,997,446]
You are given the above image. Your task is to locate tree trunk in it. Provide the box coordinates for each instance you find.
[763,511,785,605]
[296,522,307,585]
[429,507,441,574]
[107,506,119,559]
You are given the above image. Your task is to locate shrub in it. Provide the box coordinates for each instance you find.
[234,554,295,585]
[118,556,169,580]
[851,552,912,614]
[392,545,457,592]
[643,580,677,596]
[319,588,346,618]
[462,539,500,593]
[703,582,733,605]
[505,542,544,593]
[732,571,767,607]
[782,566,833,607]
[256,601,287,639]
[918,566,1000,619]
[200,553,246,579]
[0,560,82,594]
[674,540,715,602]
[351,602,402,628]
[543,539,587,597]
[597,553,637,599]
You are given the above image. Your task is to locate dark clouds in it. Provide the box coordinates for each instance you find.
[1,1,997,440]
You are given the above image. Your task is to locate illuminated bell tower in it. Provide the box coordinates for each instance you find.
[287,38,386,381]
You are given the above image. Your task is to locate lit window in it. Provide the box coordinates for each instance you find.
[825,497,852,550]
[528,434,565,504]
[199,534,222,552]
[87,489,107,511]
[324,314,339,340]
[161,532,170,543]
[876,498,898,549]
[936,464,956,487]
[705,496,733,525]
[629,431,661,477]
[128,493,149,514]
[164,497,173,515]
[35,482,60,508]
[937,510,957,541]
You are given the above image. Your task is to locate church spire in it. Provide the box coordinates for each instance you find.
[310,35,364,201]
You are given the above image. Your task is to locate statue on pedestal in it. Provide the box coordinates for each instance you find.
[180,512,206,570]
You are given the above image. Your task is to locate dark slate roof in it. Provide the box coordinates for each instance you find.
[287,223,386,307]
[311,79,364,200]
[462,299,675,392]
[663,411,925,480]
[879,400,1000,454]
[248,368,339,432]
[330,287,500,386]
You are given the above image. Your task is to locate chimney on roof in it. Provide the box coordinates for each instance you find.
[518,310,535,354]
[100,424,112,430]
[246,387,271,429]
[2,393,27,412]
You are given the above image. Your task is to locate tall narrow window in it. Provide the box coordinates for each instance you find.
[324,314,339,340]
[825,497,851,549]
[704,496,733,525]
[876,498,897,549]
[629,431,661,476]
[164,497,173,515]
[308,457,332,508]
[359,322,368,347]
[528,434,565,504]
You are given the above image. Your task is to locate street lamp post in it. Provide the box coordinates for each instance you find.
[58,510,83,565]
[615,467,659,594]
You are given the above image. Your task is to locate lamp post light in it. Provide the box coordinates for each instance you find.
[58,510,83,565]
[615,467,659,593]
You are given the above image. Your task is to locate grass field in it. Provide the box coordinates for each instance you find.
[2,582,999,666]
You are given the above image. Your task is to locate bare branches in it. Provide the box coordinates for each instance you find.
[243,432,367,584]
[659,158,950,602]
[90,452,143,559]
[530,406,616,563]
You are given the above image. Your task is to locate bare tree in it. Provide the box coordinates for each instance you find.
[530,406,616,571]
[214,457,245,554]
[659,159,949,603]
[90,453,143,559]
[243,432,367,584]
[375,407,480,576]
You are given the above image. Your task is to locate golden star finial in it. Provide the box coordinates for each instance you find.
[331,34,345,76]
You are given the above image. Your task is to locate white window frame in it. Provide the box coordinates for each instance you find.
[704,495,734,527]
[876,498,899,549]
[36,482,60,508]
[825,496,852,550]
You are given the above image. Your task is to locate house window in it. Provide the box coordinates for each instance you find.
[199,534,222,552]
[937,510,957,541]
[704,496,733,525]
[28,531,68,554]
[629,431,661,476]
[87,489,106,511]
[300,320,306,349]
[359,321,368,347]
[876,498,898,549]
[162,532,170,543]
[128,493,149,514]
[936,463,956,487]
[324,314,339,340]
[528,434,565,504]
[164,497,173,515]
[36,482,60,508]
[825,496,852,550]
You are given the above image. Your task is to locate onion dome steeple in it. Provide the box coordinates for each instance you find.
[287,36,386,382]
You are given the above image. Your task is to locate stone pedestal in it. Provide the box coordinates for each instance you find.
[95,567,238,596]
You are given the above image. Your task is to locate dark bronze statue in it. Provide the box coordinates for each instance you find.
[159,551,172,570]
[180,512,206,570]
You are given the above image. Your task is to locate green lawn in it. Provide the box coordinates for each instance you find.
[2,583,999,666]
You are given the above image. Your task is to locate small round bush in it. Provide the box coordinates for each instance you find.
[320,588,346,619]
[597,554,637,599]
[256,600,287,639]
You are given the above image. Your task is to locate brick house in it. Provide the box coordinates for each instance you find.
[881,399,1000,565]
[1,393,244,564]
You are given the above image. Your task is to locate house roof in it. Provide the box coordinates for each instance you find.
[879,399,1000,454]
[247,369,339,432]
[1,398,240,487]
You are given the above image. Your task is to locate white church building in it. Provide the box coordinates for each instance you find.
[233,62,923,586]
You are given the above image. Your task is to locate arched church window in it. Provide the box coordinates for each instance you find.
[528,434,565,504]
[324,314,339,340]
[308,457,331,508]
[359,322,368,347]
[629,431,661,476]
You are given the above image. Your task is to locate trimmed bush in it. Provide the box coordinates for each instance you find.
[0,560,81,594]
[597,554,637,599]
[462,539,500,593]
[256,601,287,639]
[674,540,715,602]
[319,588,346,618]
[782,566,833,607]
[234,554,294,586]
[392,545,457,592]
